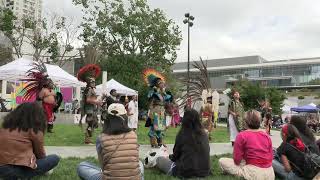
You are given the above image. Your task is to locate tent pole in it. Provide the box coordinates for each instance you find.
[1,80,6,99]
[102,71,107,95]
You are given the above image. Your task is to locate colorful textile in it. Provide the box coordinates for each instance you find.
[42,102,55,124]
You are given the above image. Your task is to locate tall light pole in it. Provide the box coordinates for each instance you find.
[183,13,194,105]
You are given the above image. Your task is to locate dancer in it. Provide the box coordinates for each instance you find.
[171,103,181,128]
[265,113,272,135]
[77,64,101,144]
[200,90,214,137]
[180,58,216,138]
[143,68,173,148]
[22,62,62,133]
[228,90,245,146]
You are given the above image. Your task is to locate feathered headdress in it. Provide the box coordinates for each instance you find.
[180,57,212,107]
[143,68,166,87]
[21,61,54,100]
[77,64,101,83]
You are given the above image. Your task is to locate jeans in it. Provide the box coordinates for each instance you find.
[0,154,60,180]
[77,161,144,180]
[156,157,176,176]
[272,160,306,180]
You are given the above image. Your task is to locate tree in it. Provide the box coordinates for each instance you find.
[0,44,13,65]
[73,0,182,108]
[0,8,26,58]
[73,0,182,70]
[0,9,79,65]
[230,80,285,114]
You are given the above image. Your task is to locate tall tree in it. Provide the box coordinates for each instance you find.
[0,9,26,58]
[0,9,78,65]
[73,0,182,108]
[73,0,182,70]
[230,80,285,114]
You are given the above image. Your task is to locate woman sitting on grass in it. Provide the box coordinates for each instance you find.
[0,102,60,179]
[155,108,211,178]
[219,110,274,180]
[290,115,320,155]
[272,124,307,180]
[77,103,144,180]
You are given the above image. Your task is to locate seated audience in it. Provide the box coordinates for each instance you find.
[272,124,307,180]
[77,103,143,180]
[0,102,60,179]
[219,110,274,180]
[155,108,211,178]
[290,115,320,155]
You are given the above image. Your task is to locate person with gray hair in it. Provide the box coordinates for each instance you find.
[219,110,274,180]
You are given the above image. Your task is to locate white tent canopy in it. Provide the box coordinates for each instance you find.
[96,79,138,96]
[0,58,85,87]
[309,103,317,107]
[281,105,292,113]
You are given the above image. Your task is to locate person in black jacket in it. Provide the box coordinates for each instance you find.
[290,115,320,155]
[155,108,211,178]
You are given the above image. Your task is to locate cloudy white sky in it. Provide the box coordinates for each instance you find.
[43,0,320,62]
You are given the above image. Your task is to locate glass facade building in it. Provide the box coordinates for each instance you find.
[172,56,320,89]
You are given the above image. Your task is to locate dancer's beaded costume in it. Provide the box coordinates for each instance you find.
[77,64,101,144]
[143,69,173,148]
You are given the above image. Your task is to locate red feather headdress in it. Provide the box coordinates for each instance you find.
[77,64,101,82]
[21,61,54,100]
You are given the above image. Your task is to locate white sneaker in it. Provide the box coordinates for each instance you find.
[45,169,54,175]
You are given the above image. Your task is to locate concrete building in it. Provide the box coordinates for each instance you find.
[173,55,320,90]
[1,0,43,59]
[1,0,42,21]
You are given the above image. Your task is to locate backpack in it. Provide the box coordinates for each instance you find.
[287,143,320,179]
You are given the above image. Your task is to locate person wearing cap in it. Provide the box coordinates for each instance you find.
[77,103,144,180]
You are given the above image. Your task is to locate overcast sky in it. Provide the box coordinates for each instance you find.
[43,0,320,62]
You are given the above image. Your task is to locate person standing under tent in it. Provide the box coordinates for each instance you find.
[77,64,102,144]
[228,90,245,146]
[22,62,62,133]
[128,95,139,131]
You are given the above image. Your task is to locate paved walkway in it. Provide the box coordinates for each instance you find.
[46,129,284,158]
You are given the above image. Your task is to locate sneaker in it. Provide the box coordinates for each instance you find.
[45,169,54,175]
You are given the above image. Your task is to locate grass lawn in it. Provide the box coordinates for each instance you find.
[45,122,229,146]
[34,155,242,180]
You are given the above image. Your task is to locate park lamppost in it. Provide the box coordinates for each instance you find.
[183,13,194,106]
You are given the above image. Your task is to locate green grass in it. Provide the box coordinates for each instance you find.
[34,155,242,180]
[45,122,229,146]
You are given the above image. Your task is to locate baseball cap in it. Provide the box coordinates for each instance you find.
[107,103,127,116]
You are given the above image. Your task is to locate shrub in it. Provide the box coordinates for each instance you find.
[298,95,305,99]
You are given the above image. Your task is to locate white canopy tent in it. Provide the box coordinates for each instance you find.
[0,58,85,87]
[96,79,138,96]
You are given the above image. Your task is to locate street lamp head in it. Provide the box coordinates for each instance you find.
[185,13,190,18]
[189,22,193,27]
[190,16,195,21]
[183,19,188,24]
